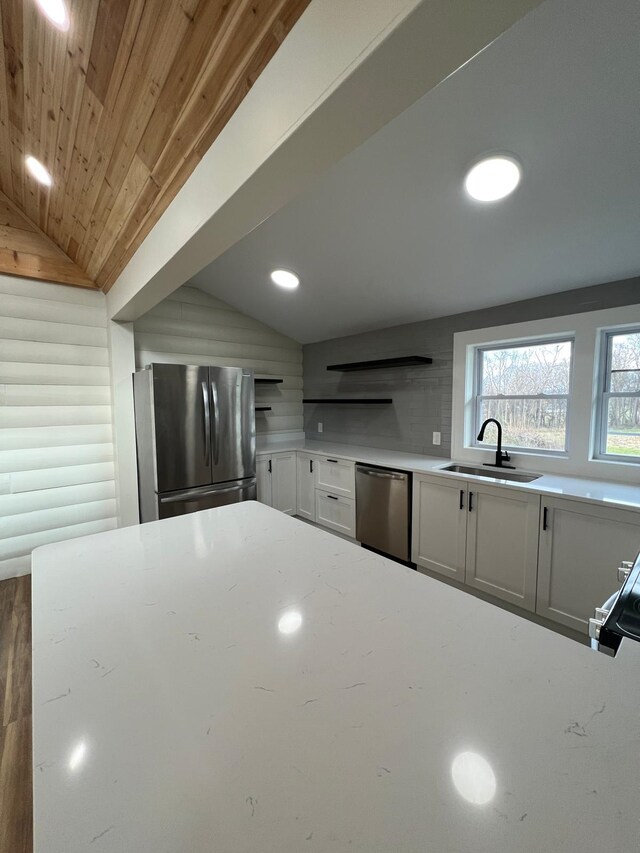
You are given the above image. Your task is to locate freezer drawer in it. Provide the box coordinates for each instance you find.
[356,465,410,561]
[157,478,256,520]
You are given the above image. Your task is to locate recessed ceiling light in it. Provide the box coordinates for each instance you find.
[34,0,70,31]
[464,154,521,202]
[25,156,53,187]
[270,269,300,290]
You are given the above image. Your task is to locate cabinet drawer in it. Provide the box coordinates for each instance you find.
[316,489,356,538]
[315,457,355,498]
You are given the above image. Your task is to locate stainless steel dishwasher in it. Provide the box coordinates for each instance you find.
[355,464,411,562]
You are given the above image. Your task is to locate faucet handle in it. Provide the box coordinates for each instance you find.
[502,449,511,461]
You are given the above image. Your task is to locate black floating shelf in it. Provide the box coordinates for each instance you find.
[303,398,392,405]
[255,376,283,384]
[326,356,432,372]
[255,406,272,411]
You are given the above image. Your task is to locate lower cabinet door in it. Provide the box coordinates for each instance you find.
[412,475,467,581]
[256,456,272,506]
[315,489,356,538]
[536,497,640,633]
[296,454,316,521]
[271,452,297,515]
[465,484,540,612]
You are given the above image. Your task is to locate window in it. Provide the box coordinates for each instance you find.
[596,328,640,461]
[474,338,573,453]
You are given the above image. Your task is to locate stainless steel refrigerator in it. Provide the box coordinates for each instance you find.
[133,364,256,522]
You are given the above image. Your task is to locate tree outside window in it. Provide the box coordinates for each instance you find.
[598,329,640,460]
[474,339,573,453]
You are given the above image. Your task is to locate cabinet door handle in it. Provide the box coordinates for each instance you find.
[327,494,338,501]
[268,459,272,474]
[468,491,474,512]
[459,489,465,510]
[310,459,313,473]
[542,506,549,531]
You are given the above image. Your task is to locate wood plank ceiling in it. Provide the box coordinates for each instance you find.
[0,0,310,291]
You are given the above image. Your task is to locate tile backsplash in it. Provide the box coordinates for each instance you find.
[303,276,640,456]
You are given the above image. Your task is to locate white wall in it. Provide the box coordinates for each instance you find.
[133,286,303,435]
[0,276,117,579]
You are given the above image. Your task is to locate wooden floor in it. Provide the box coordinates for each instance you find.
[0,576,32,853]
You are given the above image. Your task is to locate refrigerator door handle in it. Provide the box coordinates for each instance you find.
[159,478,257,503]
[201,380,211,466]
[210,380,220,465]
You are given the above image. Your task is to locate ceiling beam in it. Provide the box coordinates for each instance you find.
[106,0,546,323]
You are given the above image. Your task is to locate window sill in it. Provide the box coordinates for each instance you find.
[591,455,640,468]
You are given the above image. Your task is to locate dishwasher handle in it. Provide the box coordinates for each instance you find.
[357,465,407,481]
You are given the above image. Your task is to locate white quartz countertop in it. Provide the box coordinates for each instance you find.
[32,502,640,852]
[257,437,640,512]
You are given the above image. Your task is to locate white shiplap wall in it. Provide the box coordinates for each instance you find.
[0,276,117,580]
[134,286,303,434]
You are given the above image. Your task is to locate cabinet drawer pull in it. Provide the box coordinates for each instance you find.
[542,506,549,531]
[326,458,338,463]
[327,494,339,501]
[468,491,474,512]
[459,489,465,510]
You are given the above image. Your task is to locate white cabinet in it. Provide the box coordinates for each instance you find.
[536,497,640,633]
[316,489,356,538]
[256,455,272,506]
[272,452,297,514]
[296,453,317,521]
[413,476,540,612]
[465,483,540,612]
[413,474,467,582]
[256,452,296,515]
[315,457,355,498]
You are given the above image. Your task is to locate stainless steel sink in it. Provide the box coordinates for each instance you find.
[440,464,541,483]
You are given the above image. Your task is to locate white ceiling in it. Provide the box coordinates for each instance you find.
[191,0,640,343]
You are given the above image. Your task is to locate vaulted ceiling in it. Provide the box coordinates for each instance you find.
[192,0,640,342]
[0,0,310,290]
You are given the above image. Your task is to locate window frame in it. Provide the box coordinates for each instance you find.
[472,335,575,456]
[594,326,640,464]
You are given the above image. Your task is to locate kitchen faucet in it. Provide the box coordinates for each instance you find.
[476,418,515,469]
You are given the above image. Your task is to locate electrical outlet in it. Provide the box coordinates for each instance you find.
[318,422,323,433]
[432,431,441,446]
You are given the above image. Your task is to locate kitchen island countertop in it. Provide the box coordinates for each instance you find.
[32,502,640,852]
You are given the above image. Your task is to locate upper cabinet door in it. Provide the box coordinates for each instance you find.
[152,364,212,493]
[209,367,256,484]
[465,483,540,612]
